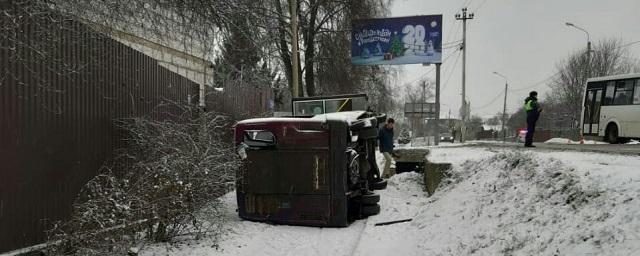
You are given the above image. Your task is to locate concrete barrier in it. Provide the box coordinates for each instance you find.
[390,148,451,196]
[392,148,429,174]
[423,162,452,196]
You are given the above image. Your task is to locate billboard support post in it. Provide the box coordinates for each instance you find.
[435,63,441,145]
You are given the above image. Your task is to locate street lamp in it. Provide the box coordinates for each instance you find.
[492,71,508,144]
[565,22,592,77]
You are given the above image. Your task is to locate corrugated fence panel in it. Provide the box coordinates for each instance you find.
[0,5,199,252]
[205,85,274,120]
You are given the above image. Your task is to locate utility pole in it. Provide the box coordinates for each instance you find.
[493,71,508,144]
[448,109,452,138]
[587,40,592,79]
[290,0,300,98]
[502,83,508,143]
[456,8,474,143]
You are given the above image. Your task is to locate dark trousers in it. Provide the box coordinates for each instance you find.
[525,115,537,146]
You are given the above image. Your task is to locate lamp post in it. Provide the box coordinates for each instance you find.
[493,71,508,144]
[565,22,592,78]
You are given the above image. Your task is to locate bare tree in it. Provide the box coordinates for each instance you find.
[400,79,435,137]
[403,79,435,103]
[548,38,640,122]
[486,113,502,126]
[271,0,396,99]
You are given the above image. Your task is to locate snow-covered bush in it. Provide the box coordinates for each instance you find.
[46,104,240,255]
[398,129,411,144]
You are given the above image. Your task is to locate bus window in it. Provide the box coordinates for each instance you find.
[604,82,615,105]
[634,79,640,104]
[613,80,634,105]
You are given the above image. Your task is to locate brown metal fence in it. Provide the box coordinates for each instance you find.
[0,5,200,252]
[206,85,274,120]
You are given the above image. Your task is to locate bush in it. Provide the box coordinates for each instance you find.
[46,104,240,255]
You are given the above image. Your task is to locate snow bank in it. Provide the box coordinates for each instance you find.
[413,151,640,255]
[545,137,606,145]
[142,147,640,256]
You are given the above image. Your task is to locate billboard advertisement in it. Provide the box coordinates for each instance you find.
[351,15,442,65]
[404,102,436,118]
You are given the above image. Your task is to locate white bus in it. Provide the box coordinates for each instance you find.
[581,73,640,143]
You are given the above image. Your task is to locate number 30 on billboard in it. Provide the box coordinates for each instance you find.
[351,15,443,66]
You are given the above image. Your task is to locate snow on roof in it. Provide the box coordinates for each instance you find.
[236,111,367,125]
[587,73,640,83]
[236,117,321,125]
[311,111,366,123]
[482,124,501,131]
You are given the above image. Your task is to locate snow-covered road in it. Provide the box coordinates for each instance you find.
[143,146,640,256]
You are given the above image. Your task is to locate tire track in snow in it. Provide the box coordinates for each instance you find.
[346,218,369,256]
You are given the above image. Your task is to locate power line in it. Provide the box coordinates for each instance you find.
[442,40,463,46]
[616,40,640,49]
[441,50,461,91]
[508,72,559,93]
[444,0,469,43]
[397,48,462,88]
[472,0,489,13]
[398,67,436,88]
[586,40,640,54]
[442,43,463,50]
[474,72,560,114]
[473,90,505,111]
[461,0,473,9]
[448,22,463,46]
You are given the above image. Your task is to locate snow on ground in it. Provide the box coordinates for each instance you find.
[402,137,471,148]
[142,172,431,256]
[414,148,640,255]
[143,146,640,256]
[144,191,366,256]
[545,137,607,145]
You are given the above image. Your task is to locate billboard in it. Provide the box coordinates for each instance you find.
[405,102,436,118]
[351,15,442,65]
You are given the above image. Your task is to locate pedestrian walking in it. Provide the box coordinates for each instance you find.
[524,91,542,147]
[378,118,395,178]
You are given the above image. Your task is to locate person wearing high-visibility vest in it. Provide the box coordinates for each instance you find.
[524,91,542,147]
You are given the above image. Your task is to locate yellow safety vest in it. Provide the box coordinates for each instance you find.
[524,99,536,112]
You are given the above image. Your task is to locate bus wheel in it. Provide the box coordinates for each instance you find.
[606,123,619,144]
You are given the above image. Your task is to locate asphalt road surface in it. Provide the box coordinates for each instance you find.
[471,141,640,156]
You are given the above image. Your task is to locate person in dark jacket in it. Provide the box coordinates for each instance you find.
[524,91,542,147]
[378,118,395,178]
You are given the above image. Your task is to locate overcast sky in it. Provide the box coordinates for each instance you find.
[390,0,640,118]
